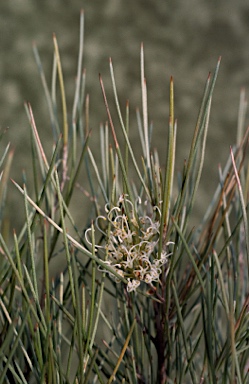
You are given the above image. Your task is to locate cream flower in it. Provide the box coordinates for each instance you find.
[86,194,174,292]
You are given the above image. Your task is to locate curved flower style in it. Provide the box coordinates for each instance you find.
[86,194,174,292]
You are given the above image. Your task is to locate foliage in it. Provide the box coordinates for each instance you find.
[0,11,249,383]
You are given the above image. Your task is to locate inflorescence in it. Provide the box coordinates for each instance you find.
[86,194,173,292]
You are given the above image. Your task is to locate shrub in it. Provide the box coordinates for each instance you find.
[0,10,249,384]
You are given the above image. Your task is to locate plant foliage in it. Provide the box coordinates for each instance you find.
[0,10,249,384]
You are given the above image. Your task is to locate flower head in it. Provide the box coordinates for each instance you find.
[86,194,173,292]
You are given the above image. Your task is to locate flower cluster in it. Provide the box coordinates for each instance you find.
[86,194,173,292]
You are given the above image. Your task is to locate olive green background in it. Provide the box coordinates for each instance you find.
[1,0,249,229]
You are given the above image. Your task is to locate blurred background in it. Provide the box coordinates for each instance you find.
[1,0,249,229]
